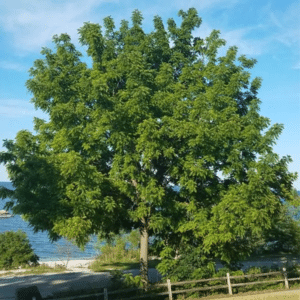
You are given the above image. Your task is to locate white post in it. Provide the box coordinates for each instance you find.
[104,288,108,300]
[167,279,173,300]
[227,272,233,295]
[283,268,289,289]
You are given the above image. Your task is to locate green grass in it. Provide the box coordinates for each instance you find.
[0,257,161,276]
[43,267,300,300]
[4,257,298,300]
[172,264,300,300]
[88,257,160,272]
[180,284,300,299]
[0,263,68,276]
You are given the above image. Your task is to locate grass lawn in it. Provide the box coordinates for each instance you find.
[0,264,68,277]
[88,258,161,272]
[192,288,300,300]
[0,258,161,276]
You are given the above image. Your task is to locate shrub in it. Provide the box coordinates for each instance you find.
[157,244,216,282]
[0,230,39,269]
[107,270,153,300]
[94,230,140,264]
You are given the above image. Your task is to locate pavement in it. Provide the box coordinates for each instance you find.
[1,255,300,300]
[0,270,112,299]
[222,255,300,271]
[0,259,162,300]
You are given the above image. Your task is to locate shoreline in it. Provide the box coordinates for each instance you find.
[39,258,97,270]
[39,256,97,262]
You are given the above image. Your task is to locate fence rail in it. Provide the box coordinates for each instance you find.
[44,267,300,300]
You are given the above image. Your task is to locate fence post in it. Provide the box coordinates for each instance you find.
[167,279,173,300]
[227,273,233,295]
[283,268,289,289]
[104,288,108,300]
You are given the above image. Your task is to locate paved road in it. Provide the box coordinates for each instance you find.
[216,255,300,271]
[1,255,300,300]
[0,268,161,300]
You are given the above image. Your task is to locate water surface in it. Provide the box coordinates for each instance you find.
[0,182,99,261]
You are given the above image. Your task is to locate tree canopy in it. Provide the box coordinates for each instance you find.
[0,8,298,282]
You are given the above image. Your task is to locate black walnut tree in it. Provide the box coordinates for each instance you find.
[0,8,297,283]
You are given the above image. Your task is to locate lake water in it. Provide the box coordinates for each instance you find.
[0,182,100,261]
[2,181,298,262]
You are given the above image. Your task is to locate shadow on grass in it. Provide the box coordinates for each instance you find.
[45,287,168,300]
[89,259,160,272]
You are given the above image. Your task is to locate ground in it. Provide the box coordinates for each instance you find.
[200,289,300,300]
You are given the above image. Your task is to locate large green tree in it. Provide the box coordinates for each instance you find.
[0,8,297,283]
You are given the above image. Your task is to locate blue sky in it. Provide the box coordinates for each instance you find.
[0,0,299,189]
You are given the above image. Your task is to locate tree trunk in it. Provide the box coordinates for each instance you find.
[140,217,149,289]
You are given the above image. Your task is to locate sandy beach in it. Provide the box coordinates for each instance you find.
[0,258,97,276]
[38,258,96,272]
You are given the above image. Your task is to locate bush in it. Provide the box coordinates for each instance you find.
[157,244,216,282]
[109,270,142,289]
[0,230,39,269]
[94,230,140,264]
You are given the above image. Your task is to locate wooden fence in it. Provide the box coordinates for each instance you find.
[47,267,300,300]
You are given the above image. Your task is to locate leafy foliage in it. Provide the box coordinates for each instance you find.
[110,269,143,290]
[251,189,300,255]
[156,244,215,282]
[256,206,300,254]
[94,230,140,264]
[0,8,297,281]
[0,230,39,269]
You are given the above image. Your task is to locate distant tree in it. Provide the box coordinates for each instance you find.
[0,8,297,283]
